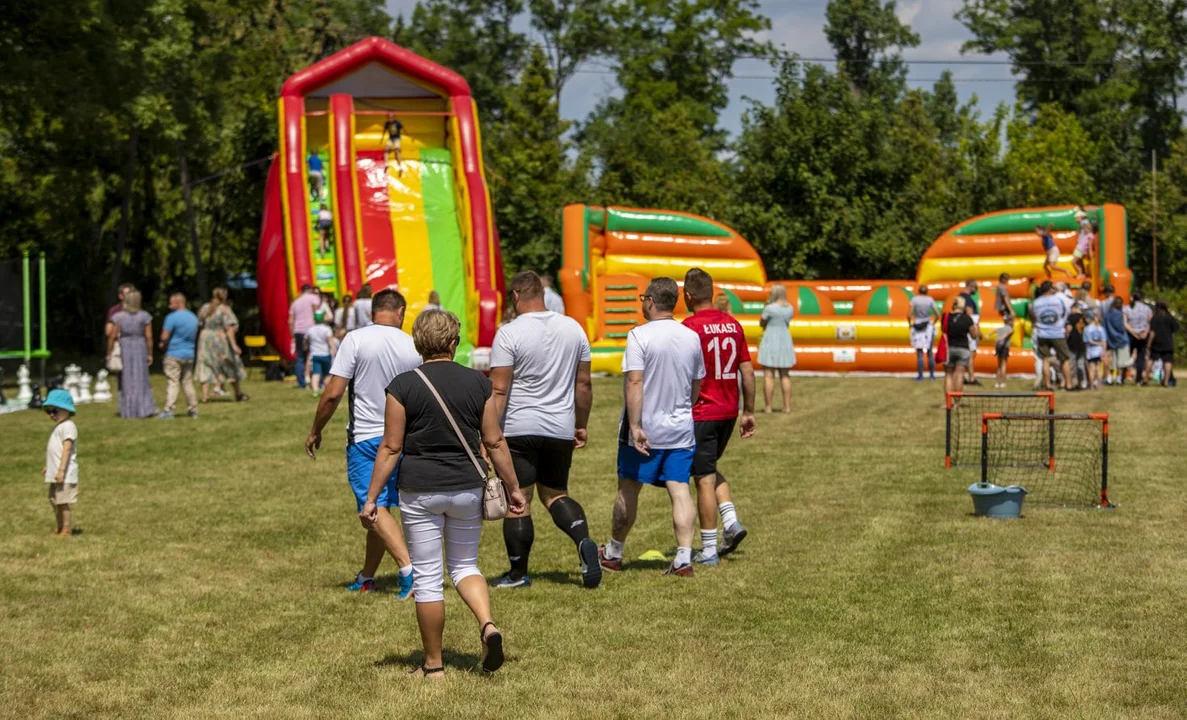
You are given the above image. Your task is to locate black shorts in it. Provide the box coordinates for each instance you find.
[507,435,574,491]
[1152,350,1174,364]
[995,343,1010,360]
[692,419,736,478]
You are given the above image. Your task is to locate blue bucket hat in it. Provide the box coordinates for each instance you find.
[44,388,76,414]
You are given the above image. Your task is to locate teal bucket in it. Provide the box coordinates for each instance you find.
[968,483,1028,519]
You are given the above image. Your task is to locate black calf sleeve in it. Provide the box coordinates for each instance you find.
[503,516,534,576]
[548,496,590,545]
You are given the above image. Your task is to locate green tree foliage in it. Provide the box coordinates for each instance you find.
[824,0,920,95]
[393,0,528,122]
[486,48,580,274]
[1002,103,1099,207]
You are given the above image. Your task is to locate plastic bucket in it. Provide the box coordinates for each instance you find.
[967,482,1028,519]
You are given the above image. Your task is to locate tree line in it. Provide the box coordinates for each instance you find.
[2,0,1185,353]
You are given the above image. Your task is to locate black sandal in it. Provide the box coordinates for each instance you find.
[408,664,444,678]
[480,621,504,673]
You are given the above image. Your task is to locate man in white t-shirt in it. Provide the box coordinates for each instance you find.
[541,274,566,315]
[599,277,705,577]
[489,271,597,590]
[1031,281,1073,391]
[305,289,420,598]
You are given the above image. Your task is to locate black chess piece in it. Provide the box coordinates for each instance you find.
[46,374,64,390]
[28,383,43,409]
[0,367,6,406]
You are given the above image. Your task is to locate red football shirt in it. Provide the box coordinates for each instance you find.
[682,308,752,421]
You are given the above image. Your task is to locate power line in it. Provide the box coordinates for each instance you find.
[571,69,1068,83]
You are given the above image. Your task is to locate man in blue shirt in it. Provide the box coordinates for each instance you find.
[308,152,325,201]
[159,292,200,419]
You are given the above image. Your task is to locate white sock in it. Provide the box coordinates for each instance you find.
[675,547,692,567]
[607,539,625,560]
[356,573,373,583]
[398,564,413,577]
[700,530,718,558]
[719,502,739,528]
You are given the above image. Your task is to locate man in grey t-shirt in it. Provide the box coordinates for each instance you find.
[908,287,940,381]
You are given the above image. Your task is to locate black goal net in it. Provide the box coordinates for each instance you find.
[946,392,1054,468]
[981,413,1111,508]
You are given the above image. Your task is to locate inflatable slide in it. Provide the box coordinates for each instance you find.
[257,37,504,363]
[560,204,1129,375]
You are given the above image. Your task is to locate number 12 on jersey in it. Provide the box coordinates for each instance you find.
[707,336,738,380]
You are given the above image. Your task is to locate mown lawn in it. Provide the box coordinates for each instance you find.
[2,374,1185,718]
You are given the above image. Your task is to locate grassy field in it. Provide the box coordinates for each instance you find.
[2,373,1186,718]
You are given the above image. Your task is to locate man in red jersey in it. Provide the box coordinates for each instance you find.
[681,269,757,565]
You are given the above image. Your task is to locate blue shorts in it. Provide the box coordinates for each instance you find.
[617,445,695,486]
[346,436,398,511]
[311,354,332,376]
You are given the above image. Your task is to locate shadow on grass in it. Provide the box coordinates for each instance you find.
[375,650,489,675]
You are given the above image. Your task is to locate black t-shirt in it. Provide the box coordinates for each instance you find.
[1067,312,1085,354]
[947,312,974,346]
[386,361,491,493]
[1150,313,1180,353]
[959,291,979,315]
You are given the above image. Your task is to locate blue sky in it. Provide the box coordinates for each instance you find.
[383,0,1015,138]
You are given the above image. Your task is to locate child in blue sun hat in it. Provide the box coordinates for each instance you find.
[43,389,79,537]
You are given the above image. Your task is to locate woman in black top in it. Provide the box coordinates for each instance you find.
[361,310,525,678]
[1148,301,1180,387]
[944,295,979,395]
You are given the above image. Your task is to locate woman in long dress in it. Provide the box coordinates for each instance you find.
[107,290,156,418]
[758,285,796,414]
[196,287,249,402]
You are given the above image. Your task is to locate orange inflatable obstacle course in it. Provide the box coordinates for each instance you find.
[560,204,1130,375]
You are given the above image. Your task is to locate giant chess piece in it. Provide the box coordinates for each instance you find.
[78,373,93,404]
[65,364,82,402]
[92,370,113,403]
[16,364,33,405]
[0,367,6,406]
[28,382,44,409]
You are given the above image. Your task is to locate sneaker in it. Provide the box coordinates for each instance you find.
[663,562,695,577]
[397,571,415,600]
[692,551,720,566]
[156,411,174,419]
[491,571,531,589]
[578,538,603,589]
[720,522,749,557]
[598,545,623,572]
[188,409,199,419]
[347,577,376,593]
[914,375,924,382]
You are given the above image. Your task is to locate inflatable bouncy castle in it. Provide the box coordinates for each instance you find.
[560,204,1130,374]
[257,38,503,363]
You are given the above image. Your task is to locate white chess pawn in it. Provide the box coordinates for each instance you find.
[93,370,112,403]
[16,364,32,404]
[78,373,93,404]
[64,364,82,402]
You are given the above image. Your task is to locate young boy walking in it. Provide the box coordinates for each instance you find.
[994,315,1014,388]
[43,389,79,537]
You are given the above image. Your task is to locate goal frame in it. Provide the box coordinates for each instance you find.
[980,412,1111,508]
[945,392,1055,468]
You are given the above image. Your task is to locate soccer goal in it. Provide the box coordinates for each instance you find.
[945,392,1054,468]
[981,413,1112,508]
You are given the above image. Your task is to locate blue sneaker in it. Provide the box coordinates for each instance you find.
[156,411,175,419]
[491,571,531,589]
[346,576,375,593]
[692,551,720,566]
[397,571,414,600]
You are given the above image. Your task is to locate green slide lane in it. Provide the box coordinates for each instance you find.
[308,150,338,292]
[420,147,472,362]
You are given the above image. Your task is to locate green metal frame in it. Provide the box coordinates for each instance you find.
[0,253,50,361]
